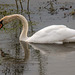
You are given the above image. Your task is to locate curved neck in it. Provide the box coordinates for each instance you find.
[8,14,28,40]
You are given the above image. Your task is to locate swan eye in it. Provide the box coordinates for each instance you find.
[0,20,3,29]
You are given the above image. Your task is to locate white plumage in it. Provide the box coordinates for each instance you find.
[26,25,75,44]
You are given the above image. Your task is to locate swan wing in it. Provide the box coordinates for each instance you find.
[26,25,75,43]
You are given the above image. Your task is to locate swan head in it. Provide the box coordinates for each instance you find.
[0,16,11,29]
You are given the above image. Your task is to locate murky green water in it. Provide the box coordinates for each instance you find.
[0,0,75,75]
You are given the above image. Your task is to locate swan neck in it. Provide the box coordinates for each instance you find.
[19,16,28,39]
[9,14,28,40]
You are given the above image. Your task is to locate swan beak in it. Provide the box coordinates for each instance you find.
[0,20,4,29]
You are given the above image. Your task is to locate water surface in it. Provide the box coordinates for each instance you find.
[0,0,75,75]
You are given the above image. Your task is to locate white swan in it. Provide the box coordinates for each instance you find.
[0,14,75,44]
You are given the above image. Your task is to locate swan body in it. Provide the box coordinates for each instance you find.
[0,14,75,44]
[26,25,75,44]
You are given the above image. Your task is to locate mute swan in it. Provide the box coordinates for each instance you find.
[0,14,75,44]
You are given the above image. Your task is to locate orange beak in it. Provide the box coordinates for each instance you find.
[0,24,3,29]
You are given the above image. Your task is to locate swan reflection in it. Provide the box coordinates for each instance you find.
[20,41,29,62]
[29,43,75,55]
[0,41,29,62]
[0,42,29,75]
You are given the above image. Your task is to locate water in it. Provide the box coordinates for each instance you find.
[0,0,75,75]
